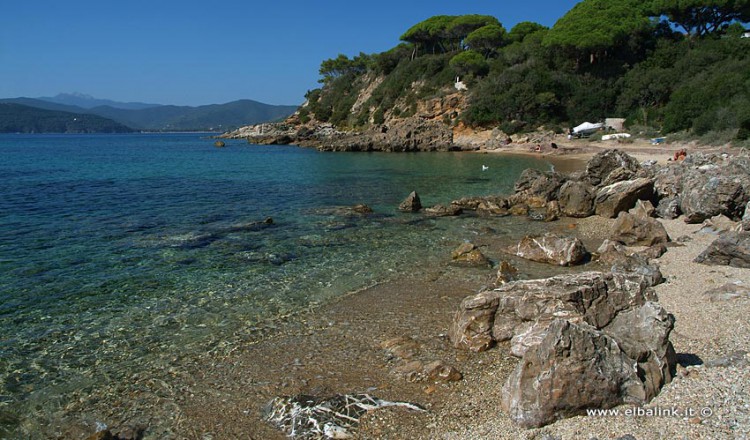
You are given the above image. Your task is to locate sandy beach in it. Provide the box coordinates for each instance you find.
[77,145,749,440]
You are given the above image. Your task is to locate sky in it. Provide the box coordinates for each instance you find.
[0,1,580,107]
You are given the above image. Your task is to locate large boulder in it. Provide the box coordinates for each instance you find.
[509,233,588,266]
[680,171,746,223]
[603,302,677,401]
[594,178,654,218]
[513,168,565,205]
[398,191,422,212]
[694,231,750,268]
[450,272,657,354]
[585,149,641,187]
[610,211,670,246]
[558,180,596,218]
[501,320,648,428]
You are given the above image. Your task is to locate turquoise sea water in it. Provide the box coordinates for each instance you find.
[0,133,549,437]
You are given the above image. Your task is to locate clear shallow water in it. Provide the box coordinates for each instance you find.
[0,133,549,437]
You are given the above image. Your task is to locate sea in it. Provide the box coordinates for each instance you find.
[0,133,552,437]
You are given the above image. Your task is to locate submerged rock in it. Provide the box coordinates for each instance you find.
[425,204,462,217]
[451,242,491,267]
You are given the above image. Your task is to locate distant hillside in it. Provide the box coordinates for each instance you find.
[38,93,160,110]
[87,99,299,131]
[0,97,299,132]
[0,103,134,133]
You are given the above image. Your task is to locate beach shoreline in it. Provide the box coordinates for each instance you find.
[70,145,750,440]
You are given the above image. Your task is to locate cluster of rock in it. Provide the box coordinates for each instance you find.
[441,149,750,428]
[222,117,465,152]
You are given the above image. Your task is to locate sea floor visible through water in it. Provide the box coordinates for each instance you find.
[0,134,595,438]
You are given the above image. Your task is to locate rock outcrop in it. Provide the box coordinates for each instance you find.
[224,118,457,152]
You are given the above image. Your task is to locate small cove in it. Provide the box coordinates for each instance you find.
[0,133,576,437]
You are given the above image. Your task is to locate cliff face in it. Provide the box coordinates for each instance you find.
[223,77,473,151]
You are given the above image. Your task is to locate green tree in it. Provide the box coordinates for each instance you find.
[466,25,507,57]
[446,15,501,49]
[543,0,654,64]
[319,53,370,83]
[449,50,489,77]
[400,15,457,56]
[508,22,548,43]
[650,0,750,36]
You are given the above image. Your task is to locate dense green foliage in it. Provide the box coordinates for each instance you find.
[0,103,134,133]
[303,1,750,141]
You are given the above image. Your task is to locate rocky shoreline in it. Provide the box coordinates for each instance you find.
[88,149,750,440]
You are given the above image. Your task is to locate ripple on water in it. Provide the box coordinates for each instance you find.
[0,134,555,437]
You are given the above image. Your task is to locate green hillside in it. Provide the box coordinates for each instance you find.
[302,2,750,143]
[0,103,134,133]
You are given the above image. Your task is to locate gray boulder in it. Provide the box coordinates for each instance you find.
[398,191,422,212]
[594,178,654,218]
[694,231,750,268]
[513,168,565,206]
[610,211,670,246]
[742,201,750,231]
[585,149,641,187]
[558,180,596,218]
[602,302,677,401]
[501,320,647,428]
[610,254,665,288]
[655,197,681,220]
[680,171,746,223]
[509,233,588,266]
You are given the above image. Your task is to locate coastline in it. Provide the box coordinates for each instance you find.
[66,143,750,439]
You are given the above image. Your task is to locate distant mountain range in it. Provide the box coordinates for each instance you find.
[0,103,134,134]
[0,94,299,132]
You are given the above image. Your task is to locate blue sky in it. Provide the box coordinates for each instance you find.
[0,1,580,106]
